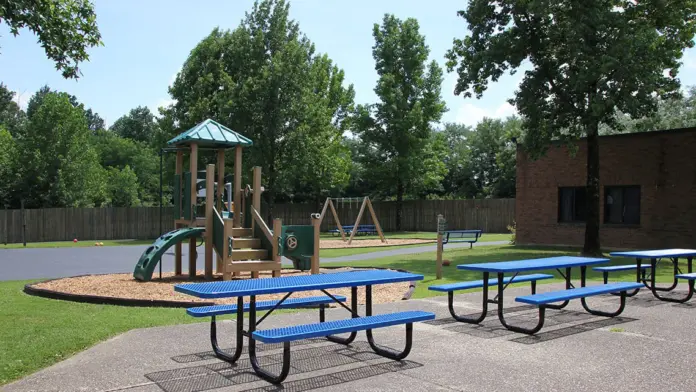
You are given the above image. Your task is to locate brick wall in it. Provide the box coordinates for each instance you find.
[516,128,696,250]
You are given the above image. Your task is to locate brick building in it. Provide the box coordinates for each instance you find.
[515,127,696,249]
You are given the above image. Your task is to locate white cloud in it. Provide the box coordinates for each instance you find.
[455,101,517,127]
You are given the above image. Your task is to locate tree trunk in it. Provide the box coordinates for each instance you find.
[583,121,601,256]
[396,180,404,232]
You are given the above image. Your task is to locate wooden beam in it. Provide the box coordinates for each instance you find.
[252,166,262,236]
[319,198,330,222]
[272,218,282,277]
[216,149,225,212]
[328,199,346,241]
[366,197,387,243]
[175,150,184,275]
[233,145,242,228]
[311,214,320,274]
[189,143,198,225]
[188,237,197,278]
[347,197,368,245]
[204,164,215,279]
[222,219,232,280]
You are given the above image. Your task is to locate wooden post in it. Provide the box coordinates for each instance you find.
[272,218,282,277]
[436,214,444,280]
[216,149,225,213]
[233,145,243,228]
[222,220,232,280]
[347,197,368,245]
[366,197,387,243]
[204,164,214,279]
[311,214,320,274]
[188,143,198,278]
[175,150,184,275]
[252,166,262,236]
[215,150,225,274]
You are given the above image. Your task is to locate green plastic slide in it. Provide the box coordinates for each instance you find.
[133,227,205,281]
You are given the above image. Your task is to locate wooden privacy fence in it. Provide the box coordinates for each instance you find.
[269,199,516,234]
[0,199,514,244]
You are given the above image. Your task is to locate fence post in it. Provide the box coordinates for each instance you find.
[436,214,445,280]
[20,200,26,247]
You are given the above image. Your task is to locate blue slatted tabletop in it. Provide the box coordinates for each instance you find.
[457,256,609,273]
[609,249,696,259]
[174,270,424,298]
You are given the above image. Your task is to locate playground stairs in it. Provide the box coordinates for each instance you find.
[224,227,281,278]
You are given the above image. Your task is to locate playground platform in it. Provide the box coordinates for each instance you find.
[6,282,696,392]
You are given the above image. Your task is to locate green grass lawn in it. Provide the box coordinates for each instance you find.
[0,243,680,386]
[0,239,154,249]
[320,231,511,241]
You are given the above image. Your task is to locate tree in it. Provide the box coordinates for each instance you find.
[466,117,521,198]
[110,106,159,143]
[106,166,140,207]
[1,0,102,79]
[169,0,355,219]
[446,1,696,254]
[0,126,17,206]
[353,14,447,230]
[92,129,160,205]
[601,85,696,135]
[26,85,104,132]
[17,91,104,207]
[0,83,26,137]
[439,122,476,198]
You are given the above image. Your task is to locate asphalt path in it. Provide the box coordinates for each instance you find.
[0,240,507,281]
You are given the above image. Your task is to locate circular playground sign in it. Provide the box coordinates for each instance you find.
[286,235,298,251]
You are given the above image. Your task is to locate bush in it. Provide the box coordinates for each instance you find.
[507,220,516,245]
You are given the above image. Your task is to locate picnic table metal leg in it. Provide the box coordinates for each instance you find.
[609,261,642,297]
[545,268,571,310]
[580,266,629,316]
[365,285,413,360]
[645,257,679,292]
[248,295,292,384]
[495,272,545,334]
[447,272,489,324]
[648,258,694,303]
[210,296,245,363]
[323,286,358,345]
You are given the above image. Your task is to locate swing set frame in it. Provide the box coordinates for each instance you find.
[318,196,387,245]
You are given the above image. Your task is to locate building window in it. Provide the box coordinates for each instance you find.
[558,187,587,223]
[604,186,640,224]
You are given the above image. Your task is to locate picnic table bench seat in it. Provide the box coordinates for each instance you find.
[676,272,696,280]
[252,311,435,344]
[186,295,346,317]
[428,273,553,292]
[515,282,644,305]
[593,264,651,296]
[186,295,347,363]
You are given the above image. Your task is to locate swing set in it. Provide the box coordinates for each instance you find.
[319,196,387,245]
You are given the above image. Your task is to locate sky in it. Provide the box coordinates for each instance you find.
[1,0,696,128]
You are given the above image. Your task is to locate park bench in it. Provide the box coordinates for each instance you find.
[329,224,378,236]
[187,295,346,362]
[443,229,483,249]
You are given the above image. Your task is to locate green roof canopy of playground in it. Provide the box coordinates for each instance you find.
[167,118,253,148]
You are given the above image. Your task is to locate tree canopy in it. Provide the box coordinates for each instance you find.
[0,0,103,79]
[446,0,696,254]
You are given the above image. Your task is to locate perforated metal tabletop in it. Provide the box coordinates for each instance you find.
[174,269,423,298]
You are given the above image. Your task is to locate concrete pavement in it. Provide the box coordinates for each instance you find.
[0,240,507,281]
[5,283,696,391]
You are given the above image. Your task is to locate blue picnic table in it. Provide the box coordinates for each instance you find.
[609,248,696,303]
[429,256,642,334]
[175,270,434,384]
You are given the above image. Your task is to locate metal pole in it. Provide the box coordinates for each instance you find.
[159,148,163,280]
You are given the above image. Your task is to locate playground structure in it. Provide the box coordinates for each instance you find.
[319,196,387,245]
[133,119,320,282]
